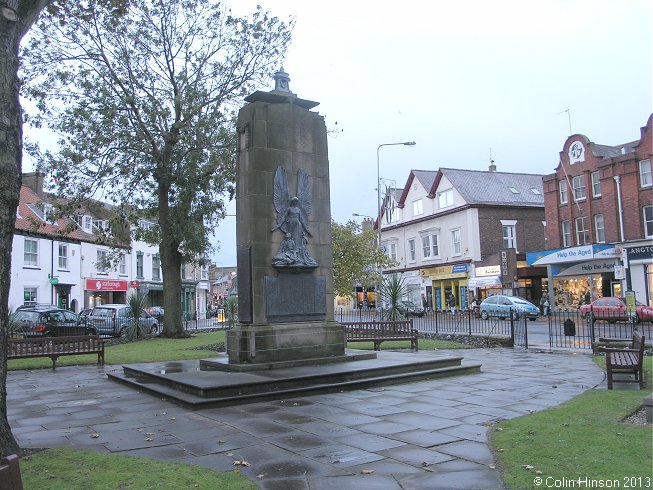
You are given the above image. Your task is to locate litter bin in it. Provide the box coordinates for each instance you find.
[563,318,576,336]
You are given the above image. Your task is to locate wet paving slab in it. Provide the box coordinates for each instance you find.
[6,347,606,489]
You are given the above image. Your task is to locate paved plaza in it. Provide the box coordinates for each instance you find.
[6,348,607,489]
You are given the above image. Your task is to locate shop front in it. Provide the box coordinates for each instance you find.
[467,265,502,301]
[623,243,653,306]
[140,281,164,307]
[419,263,470,311]
[527,244,617,310]
[84,279,128,308]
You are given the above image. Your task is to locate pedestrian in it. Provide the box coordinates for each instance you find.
[447,293,457,315]
[539,295,547,316]
[543,298,550,317]
[584,290,591,305]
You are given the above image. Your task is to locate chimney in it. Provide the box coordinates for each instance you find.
[22,172,44,195]
[488,160,496,172]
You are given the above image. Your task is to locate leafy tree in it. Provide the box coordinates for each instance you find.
[331,219,395,299]
[22,0,293,337]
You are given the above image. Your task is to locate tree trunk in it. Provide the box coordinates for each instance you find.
[160,240,186,337]
[0,0,50,458]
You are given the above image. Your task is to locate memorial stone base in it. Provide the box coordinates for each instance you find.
[226,322,345,366]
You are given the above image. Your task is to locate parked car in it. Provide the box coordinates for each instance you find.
[86,304,159,336]
[579,297,653,324]
[12,306,96,337]
[398,300,425,317]
[79,308,93,322]
[144,306,164,322]
[479,295,540,321]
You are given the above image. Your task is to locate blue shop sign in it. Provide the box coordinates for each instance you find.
[451,264,468,273]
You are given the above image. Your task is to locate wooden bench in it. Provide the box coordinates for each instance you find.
[8,335,105,370]
[342,320,418,351]
[596,331,645,390]
[0,454,23,490]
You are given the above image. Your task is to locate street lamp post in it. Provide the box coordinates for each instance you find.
[376,142,416,254]
[376,141,415,309]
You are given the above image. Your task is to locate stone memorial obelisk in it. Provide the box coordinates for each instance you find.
[226,69,345,365]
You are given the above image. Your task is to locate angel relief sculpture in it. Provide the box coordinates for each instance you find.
[271,167,318,270]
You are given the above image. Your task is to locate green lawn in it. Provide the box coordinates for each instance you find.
[491,356,653,489]
[7,331,470,370]
[20,447,256,490]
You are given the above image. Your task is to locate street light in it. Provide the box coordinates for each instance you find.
[376,141,415,310]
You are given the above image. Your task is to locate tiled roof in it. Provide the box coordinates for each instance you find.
[439,168,545,207]
[15,186,129,246]
[411,170,436,192]
[590,140,639,158]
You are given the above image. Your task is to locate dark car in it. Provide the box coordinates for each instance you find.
[144,306,164,322]
[12,306,97,337]
[398,300,425,317]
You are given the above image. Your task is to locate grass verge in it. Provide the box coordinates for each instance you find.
[20,447,257,490]
[491,356,653,489]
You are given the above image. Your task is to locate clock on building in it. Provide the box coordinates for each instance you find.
[569,141,585,164]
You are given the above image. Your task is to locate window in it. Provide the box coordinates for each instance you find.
[407,239,416,262]
[152,254,161,280]
[119,254,127,275]
[562,220,571,247]
[412,199,423,216]
[591,171,601,197]
[451,229,461,255]
[594,214,605,243]
[644,205,653,238]
[530,188,541,195]
[96,249,108,273]
[502,224,516,250]
[136,252,144,278]
[201,265,209,280]
[388,243,397,261]
[640,159,652,188]
[421,233,439,259]
[438,189,453,208]
[559,181,568,204]
[84,216,92,231]
[509,187,519,194]
[23,287,37,303]
[58,244,68,269]
[572,175,586,201]
[24,238,38,267]
[575,216,589,245]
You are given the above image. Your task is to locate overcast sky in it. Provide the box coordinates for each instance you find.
[25,0,653,269]
[212,0,651,267]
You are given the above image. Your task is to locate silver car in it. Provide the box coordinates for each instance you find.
[87,304,159,336]
[479,295,540,321]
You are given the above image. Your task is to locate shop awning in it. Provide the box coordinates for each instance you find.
[468,276,502,289]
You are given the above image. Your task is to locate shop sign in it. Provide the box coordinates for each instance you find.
[476,265,500,277]
[625,245,653,261]
[500,251,508,276]
[85,279,128,291]
[527,244,616,266]
[129,280,140,288]
[49,277,59,285]
[551,260,616,277]
[420,264,468,279]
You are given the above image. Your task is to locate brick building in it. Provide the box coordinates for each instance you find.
[528,114,653,308]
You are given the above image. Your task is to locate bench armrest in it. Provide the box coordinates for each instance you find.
[596,346,639,354]
[598,337,632,343]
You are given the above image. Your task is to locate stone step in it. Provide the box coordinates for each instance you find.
[107,355,481,409]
